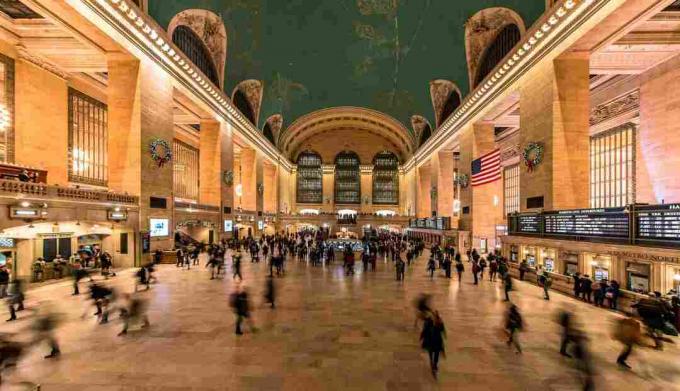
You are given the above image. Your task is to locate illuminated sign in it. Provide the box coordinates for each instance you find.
[149,218,169,237]
[224,219,233,232]
[257,220,264,230]
[107,210,128,221]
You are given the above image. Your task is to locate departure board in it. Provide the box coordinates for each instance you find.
[636,204,680,242]
[517,214,541,234]
[543,208,629,238]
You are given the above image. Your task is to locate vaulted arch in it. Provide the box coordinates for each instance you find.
[168,9,227,87]
[263,114,283,147]
[474,24,521,87]
[232,79,263,127]
[411,115,433,149]
[465,7,525,90]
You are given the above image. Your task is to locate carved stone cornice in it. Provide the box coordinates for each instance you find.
[15,45,68,79]
[589,90,640,126]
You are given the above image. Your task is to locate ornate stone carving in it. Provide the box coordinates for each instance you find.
[500,144,519,163]
[429,80,460,128]
[464,8,526,90]
[589,90,640,126]
[410,115,431,143]
[168,9,227,87]
[233,79,264,128]
[15,45,68,79]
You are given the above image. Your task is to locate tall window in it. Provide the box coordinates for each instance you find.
[590,124,635,208]
[504,164,520,216]
[475,24,521,88]
[172,25,219,87]
[173,140,199,201]
[296,150,322,204]
[372,151,399,205]
[334,151,360,204]
[68,88,107,186]
[0,54,13,163]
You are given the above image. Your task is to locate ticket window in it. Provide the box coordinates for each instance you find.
[541,249,556,273]
[591,257,610,281]
[564,255,579,277]
[626,262,650,294]
[510,245,519,263]
[673,268,680,293]
[524,247,537,268]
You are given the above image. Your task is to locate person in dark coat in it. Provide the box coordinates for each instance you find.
[580,276,593,303]
[503,273,513,302]
[264,276,276,309]
[420,311,445,378]
[455,260,464,281]
[573,272,582,299]
[504,304,523,354]
[230,287,255,335]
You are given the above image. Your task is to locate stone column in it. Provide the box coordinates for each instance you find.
[263,162,277,213]
[221,122,234,234]
[437,152,454,218]
[360,165,373,213]
[199,120,221,207]
[108,55,174,253]
[519,53,590,211]
[429,153,440,216]
[416,163,432,217]
[459,122,503,251]
[15,59,69,185]
[255,151,264,236]
[322,165,334,212]
[239,148,256,211]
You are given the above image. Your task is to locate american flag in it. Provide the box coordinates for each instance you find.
[471,148,501,186]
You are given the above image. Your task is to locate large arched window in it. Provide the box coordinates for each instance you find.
[263,123,275,145]
[334,151,361,204]
[474,24,520,87]
[172,25,220,87]
[296,151,322,204]
[440,91,461,125]
[233,89,256,125]
[372,151,399,205]
[419,123,432,148]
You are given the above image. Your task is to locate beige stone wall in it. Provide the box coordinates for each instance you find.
[416,163,431,217]
[263,162,277,213]
[518,54,590,211]
[239,148,257,211]
[637,53,680,204]
[360,170,372,213]
[15,60,69,185]
[436,151,454,218]
[199,120,222,207]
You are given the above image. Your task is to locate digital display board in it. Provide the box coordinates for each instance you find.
[636,204,680,242]
[543,207,629,239]
[149,218,170,237]
[517,214,541,234]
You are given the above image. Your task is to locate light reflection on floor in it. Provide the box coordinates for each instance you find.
[1,250,679,390]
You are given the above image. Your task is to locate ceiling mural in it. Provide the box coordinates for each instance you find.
[149,0,544,131]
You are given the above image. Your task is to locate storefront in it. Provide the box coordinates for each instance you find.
[522,246,537,268]
[509,244,519,263]
[0,237,16,278]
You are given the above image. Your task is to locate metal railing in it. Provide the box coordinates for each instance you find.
[0,179,138,205]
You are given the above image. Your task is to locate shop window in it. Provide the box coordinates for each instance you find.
[504,164,520,216]
[542,250,555,273]
[172,140,199,201]
[590,124,635,208]
[510,245,519,263]
[43,238,56,262]
[372,151,399,205]
[68,88,108,187]
[0,54,14,163]
[120,232,128,255]
[626,262,650,293]
[334,151,360,204]
[296,150,323,204]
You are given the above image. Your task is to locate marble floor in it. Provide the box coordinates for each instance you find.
[2,251,680,390]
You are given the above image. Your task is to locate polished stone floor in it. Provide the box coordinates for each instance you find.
[2,251,680,390]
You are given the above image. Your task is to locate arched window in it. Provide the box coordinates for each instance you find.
[234,89,256,125]
[372,151,399,205]
[296,151,322,204]
[440,91,461,125]
[263,123,275,145]
[419,124,432,147]
[474,24,520,88]
[334,151,361,204]
[172,25,220,87]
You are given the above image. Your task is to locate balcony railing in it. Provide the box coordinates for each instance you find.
[0,179,138,205]
[507,203,680,248]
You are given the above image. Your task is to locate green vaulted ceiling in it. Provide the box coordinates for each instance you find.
[148,0,545,130]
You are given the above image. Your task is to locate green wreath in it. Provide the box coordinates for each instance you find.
[523,142,544,172]
[454,173,469,188]
[149,138,172,167]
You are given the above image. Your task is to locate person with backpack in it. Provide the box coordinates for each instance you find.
[504,304,523,354]
[472,261,480,285]
[478,257,487,280]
